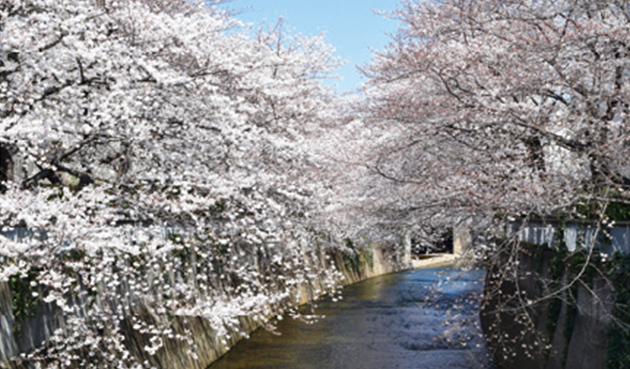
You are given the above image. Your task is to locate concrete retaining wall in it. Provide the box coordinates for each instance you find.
[0,243,411,369]
[480,245,615,369]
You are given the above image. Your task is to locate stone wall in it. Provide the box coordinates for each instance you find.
[0,243,411,369]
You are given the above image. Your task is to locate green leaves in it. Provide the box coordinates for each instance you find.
[9,268,40,338]
[606,253,630,368]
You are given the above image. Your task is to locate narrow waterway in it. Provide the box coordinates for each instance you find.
[208,267,497,369]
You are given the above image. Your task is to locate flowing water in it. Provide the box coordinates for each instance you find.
[208,267,497,369]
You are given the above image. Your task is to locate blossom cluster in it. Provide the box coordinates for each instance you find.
[0,0,350,367]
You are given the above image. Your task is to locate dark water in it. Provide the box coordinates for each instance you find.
[208,267,497,369]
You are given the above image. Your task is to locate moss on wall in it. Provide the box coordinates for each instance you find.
[605,253,630,369]
[481,241,625,369]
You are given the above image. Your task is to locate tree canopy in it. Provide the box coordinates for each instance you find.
[2,0,630,367]
[362,0,630,233]
[0,0,350,366]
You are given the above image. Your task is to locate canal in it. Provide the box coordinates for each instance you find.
[208,267,497,369]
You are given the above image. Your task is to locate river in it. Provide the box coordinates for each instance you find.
[208,267,497,369]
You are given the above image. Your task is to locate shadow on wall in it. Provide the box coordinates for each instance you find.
[0,145,12,193]
[480,243,617,369]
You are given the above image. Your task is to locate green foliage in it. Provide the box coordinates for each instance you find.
[540,244,630,368]
[561,249,583,368]
[45,188,65,202]
[10,268,40,338]
[342,238,361,274]
[360,246,374,270]
[544,229,568,358]
[553,225,568,254]
[605,202,630,222]
[566,250,597,288]
[545,271,564,352]
[62,247,87,262]
[574,195,630,222]
[605,253,630,369]
[607,326,630,369]
[541,229,609,367]
[576,200,598,220]
[538,245,630,369]
[562,285,578,368]
[208,198,228,217]
[560,248,603,368]
[340,239,375,275]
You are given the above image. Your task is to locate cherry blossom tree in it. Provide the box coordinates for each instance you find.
[363,0,630,241]
[362,0,630,363]
[0,0,349,367]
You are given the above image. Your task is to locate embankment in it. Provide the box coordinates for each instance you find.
[0,242,412,369]
[480,243,629,369]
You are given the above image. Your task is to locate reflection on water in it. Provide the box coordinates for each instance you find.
[208,267,497,369]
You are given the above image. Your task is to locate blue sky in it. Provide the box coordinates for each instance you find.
[223,1,401,93]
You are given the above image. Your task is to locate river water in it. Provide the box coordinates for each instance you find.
[208,267,497,369]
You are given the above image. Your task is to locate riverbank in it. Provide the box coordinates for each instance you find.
[0,243,414,369]
[208,267,496,369]
[193,244,416,369]
[202,252,462,368]
[411,253,458,269]
[480,243,625,369]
